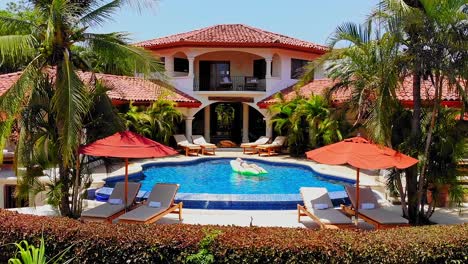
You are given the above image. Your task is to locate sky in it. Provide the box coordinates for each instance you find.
[0,0,379,45]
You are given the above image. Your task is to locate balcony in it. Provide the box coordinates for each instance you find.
[194,76,266,92]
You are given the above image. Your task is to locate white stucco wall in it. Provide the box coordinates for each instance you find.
[148,46,325,117]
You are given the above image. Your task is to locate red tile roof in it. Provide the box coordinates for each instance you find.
[257,77,464,108]
[0,71,201,107]
[135,24,328,54]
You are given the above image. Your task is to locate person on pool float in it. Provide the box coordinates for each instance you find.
[236,158,263,174]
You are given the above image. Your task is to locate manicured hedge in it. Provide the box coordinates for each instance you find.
[0,209,466,263]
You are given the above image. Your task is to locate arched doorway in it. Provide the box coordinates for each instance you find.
[192,103,266,146]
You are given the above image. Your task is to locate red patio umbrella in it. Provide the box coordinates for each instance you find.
[306,136,418,223]
[79,131,178,206]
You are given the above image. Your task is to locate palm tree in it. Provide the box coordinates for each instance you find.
[0,0,161,217]
[301,21,402,146]
[376,0,467,223]
[140,99,183,144]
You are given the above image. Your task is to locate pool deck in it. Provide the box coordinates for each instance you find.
[5,151,468,228]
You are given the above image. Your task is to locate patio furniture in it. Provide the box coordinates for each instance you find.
[173,134,201,156]
[81,182,141,223]
[298,187,354,229]
[219,76,233,90]
[244,76,259,90]
[118,183,183,224]
[306,136,418,224]
[342,186,409,229]
[192,135,217,155]
[256,136,287,156]
[240,136,270,154]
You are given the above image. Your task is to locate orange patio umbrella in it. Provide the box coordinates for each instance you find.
[79,131,178,206]
[305,136,418,223]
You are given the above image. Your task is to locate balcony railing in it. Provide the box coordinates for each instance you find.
[194,76,266,92]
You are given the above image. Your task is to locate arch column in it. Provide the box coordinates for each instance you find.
[188,56,195,78]
[265,57,273,79]
[242,104,249,143]
[204,105,210,141]
[185,116,194,141]
[165,55,174,77]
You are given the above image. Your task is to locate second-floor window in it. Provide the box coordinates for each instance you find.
[174,57,189,73]
[290,58,309,79]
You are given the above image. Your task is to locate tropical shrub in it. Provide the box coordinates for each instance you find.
[8,235,73,264]
[0,210,466,263]
[121,99,182,144]
[269,93,342,156]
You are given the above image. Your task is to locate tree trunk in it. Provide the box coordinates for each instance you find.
[58,162,71,217]
[416,74,442,224]
[396,172,409,217]
[406,73,422,224]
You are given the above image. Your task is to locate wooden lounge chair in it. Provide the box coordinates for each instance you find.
[240,136,270,154]
[192,135,217,155]
[298,187,354,229]
[342,186,409,229]
[118,183,183,224]
[173,134,201,156]
[256,136,287,156]
[81,182,141,223]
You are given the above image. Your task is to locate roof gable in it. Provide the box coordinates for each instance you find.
[0,71,201,107]
[258,77,464,108]
[135,24,328,53]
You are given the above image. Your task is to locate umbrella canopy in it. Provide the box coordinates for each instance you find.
[306,136,418,170]
[79,131,177,158]
[79,131,178,208]
[306,136,418,225]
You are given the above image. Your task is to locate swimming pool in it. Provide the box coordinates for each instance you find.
[104,158,354,209]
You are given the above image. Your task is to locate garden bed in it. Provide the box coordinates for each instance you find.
[0,209,466,263]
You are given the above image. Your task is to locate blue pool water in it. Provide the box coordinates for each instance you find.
[138,158,350,194]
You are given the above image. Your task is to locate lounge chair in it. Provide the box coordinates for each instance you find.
[256,136,287,156]
[192,135,217,155]
[81,182,141,223]
[342,186,409,229]
[298,187,354,229]
[118,183,183,224]
[240,136,270,154]
[173,134,201,156]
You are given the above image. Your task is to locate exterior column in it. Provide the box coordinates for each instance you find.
[164,55,174,77]
[264,116,273,138]
[242,104,249,143]
[185,116,194,142]
[265,57,272,78]
[204,105,210,141]
[188,56,195,78]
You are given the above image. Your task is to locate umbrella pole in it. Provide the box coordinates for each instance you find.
[124,158,129,211]
[355,168,360,225]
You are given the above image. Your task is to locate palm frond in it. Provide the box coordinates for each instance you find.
[327,22,372,48]
[0,34,37,64]
[79,0,124,27]
[52,51,91,166]
[0,15,36,34]
[82,32,164,77]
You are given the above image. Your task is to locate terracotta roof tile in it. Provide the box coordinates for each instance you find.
[258,77,464,108]
[0,71,201,107]
[135,24,328,53]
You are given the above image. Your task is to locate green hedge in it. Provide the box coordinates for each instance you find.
[0,209,466,263]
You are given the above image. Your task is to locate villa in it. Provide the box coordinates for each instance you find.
[0,24,465,210]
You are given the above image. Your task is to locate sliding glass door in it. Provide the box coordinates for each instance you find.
[199,61,230,91]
